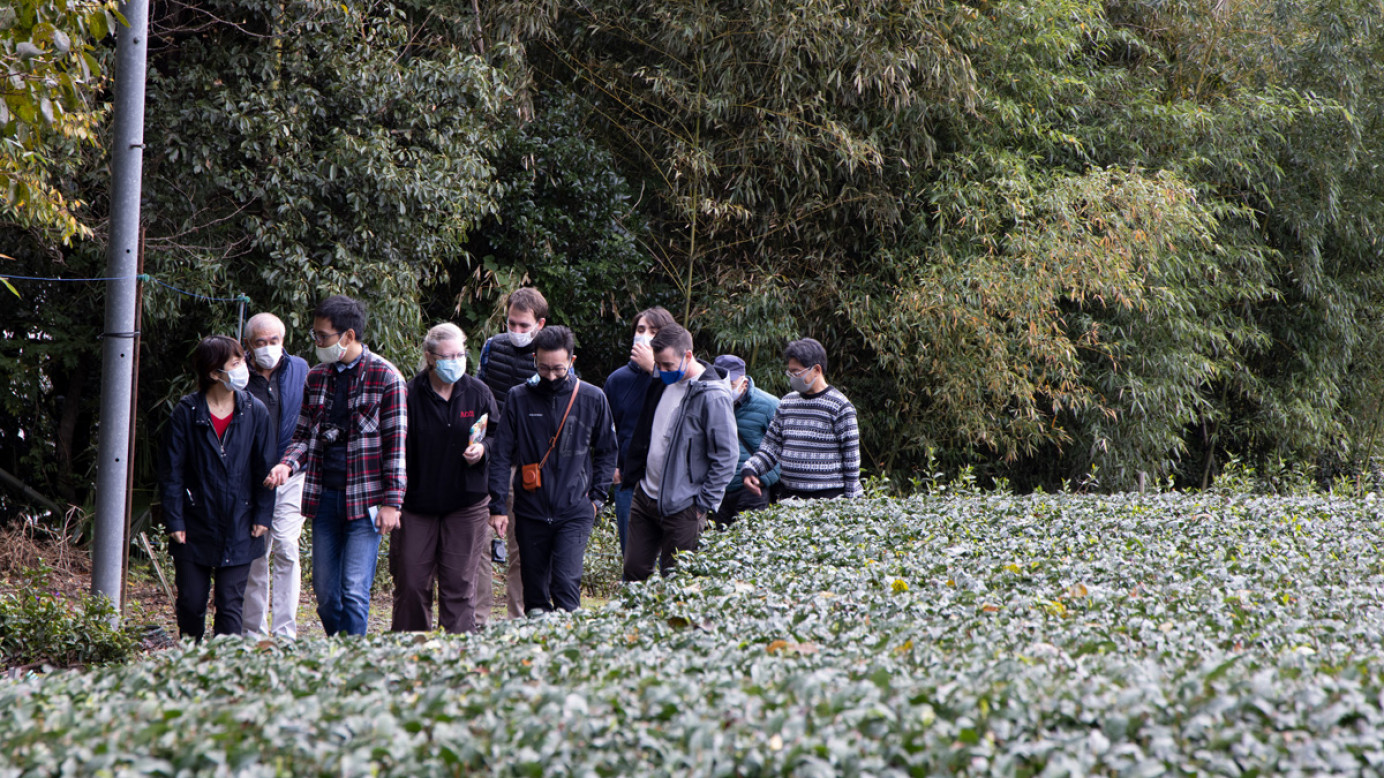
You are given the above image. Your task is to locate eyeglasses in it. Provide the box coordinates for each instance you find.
[535,361,572,376]
[429,351,465,361]
[311,330,341,345]
[785,365,815,379]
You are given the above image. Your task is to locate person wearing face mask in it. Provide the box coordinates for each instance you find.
[486,326,617,614]
[239,312,311,640]
[621,325,738,581]
[265,295,408,636]
[475,287,549,621]
[602,306,677,553]
[161,335,276,640]
[390,323,498,633]
[709,354,781,528]
[742,338,862,501]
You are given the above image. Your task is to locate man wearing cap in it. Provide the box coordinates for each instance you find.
[710,354,780,528]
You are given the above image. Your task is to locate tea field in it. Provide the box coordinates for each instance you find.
[5,492,1384,775]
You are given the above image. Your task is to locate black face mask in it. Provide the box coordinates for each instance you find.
[540,373,568,393]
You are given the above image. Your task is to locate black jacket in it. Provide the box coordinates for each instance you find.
[488,373,618,522]
[161,390,276,567]
[477,333,537,419]
[403,371,498,514]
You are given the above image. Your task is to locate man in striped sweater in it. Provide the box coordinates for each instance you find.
[742,338,863,500]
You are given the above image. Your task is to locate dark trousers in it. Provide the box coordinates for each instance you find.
[624,487,705,581]
[513,513,594,614]
[390,500,491,634]
[710,486,770,529]
[172,555,252,641]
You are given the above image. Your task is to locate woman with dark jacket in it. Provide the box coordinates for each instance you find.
[391,323,499,633]
[162,335,276,640]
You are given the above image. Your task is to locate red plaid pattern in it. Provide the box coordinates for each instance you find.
[281,347,408,521]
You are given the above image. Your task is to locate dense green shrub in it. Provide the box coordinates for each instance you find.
[0,563,140,669]
[7,494,1384,773]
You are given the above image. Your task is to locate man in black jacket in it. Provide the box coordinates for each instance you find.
[476,286,548,620]
[487,326,618,614]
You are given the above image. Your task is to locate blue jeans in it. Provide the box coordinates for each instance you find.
[312,489,381,636]
[614,484,635,555]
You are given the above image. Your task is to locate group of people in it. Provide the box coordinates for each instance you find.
[160,289,861,641]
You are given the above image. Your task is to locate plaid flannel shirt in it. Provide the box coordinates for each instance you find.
[281,346,408,521]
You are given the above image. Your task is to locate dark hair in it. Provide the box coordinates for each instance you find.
[507,287,549,322]
[651,324,693,356]
[193,335,244,393]
[633,306,676,335]
[784,337,828,374]
[532,325,574,357]
[314,295,366,341]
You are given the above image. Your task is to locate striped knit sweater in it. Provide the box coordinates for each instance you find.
[742,386,862,498]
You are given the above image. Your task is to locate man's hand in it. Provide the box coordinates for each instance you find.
[265,463,292,488]
[631,341,655,373]
[376,506,401,533]
[463,442,485,465]
[743,474,762,497]
[489,513,509,537]
[612,468,622,485]
[251,525,269,539]
[170,531,186,544]
[593,501,601,517]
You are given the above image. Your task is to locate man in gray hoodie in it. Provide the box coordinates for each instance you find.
[621,325,738,581]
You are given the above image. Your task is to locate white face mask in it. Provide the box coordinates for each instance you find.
[510,330,534,348]
[633,334,654,348]
[221,363,250,392]
[253,344,283,370]
[316,340,347,364]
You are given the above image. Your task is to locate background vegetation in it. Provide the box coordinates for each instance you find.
[2,0,1383,524]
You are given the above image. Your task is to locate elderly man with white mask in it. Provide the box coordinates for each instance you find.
[240,311,310,639]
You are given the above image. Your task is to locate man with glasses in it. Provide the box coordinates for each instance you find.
[486,326,617,614]
[267,295,407,636]
[476,287,549,621]
[742,337,862,501]
[621,324,738,581]
[240,312,310,639]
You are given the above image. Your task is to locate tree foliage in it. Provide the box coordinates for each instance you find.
[4,0,1384,517]
[490,0,1384,488]
[0,0,119,247]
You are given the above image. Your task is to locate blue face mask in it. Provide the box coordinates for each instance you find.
[432,357,466,384]
[659,354,688,385]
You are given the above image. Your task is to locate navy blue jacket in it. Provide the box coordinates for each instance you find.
[272,354,309,462]
[162,390,276,568]
[488,373,618,523]
[602,361,654,474]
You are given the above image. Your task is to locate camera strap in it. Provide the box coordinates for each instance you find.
[537,382,580,473]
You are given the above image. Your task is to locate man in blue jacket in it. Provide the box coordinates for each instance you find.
[710,354,780,528]
[622,325,739,581]
[240,312,310,639]
[487,326,618,614]
[602,306,676,553]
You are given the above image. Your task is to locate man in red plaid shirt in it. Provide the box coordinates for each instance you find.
[267,295,406,636]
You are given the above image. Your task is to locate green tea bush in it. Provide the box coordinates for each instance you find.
[6,494,1384,774]
[0,563,141,669]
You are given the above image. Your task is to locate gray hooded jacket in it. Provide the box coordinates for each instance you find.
[623,360,739,516]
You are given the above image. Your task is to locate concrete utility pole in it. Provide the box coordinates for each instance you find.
[92,0,152,609]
